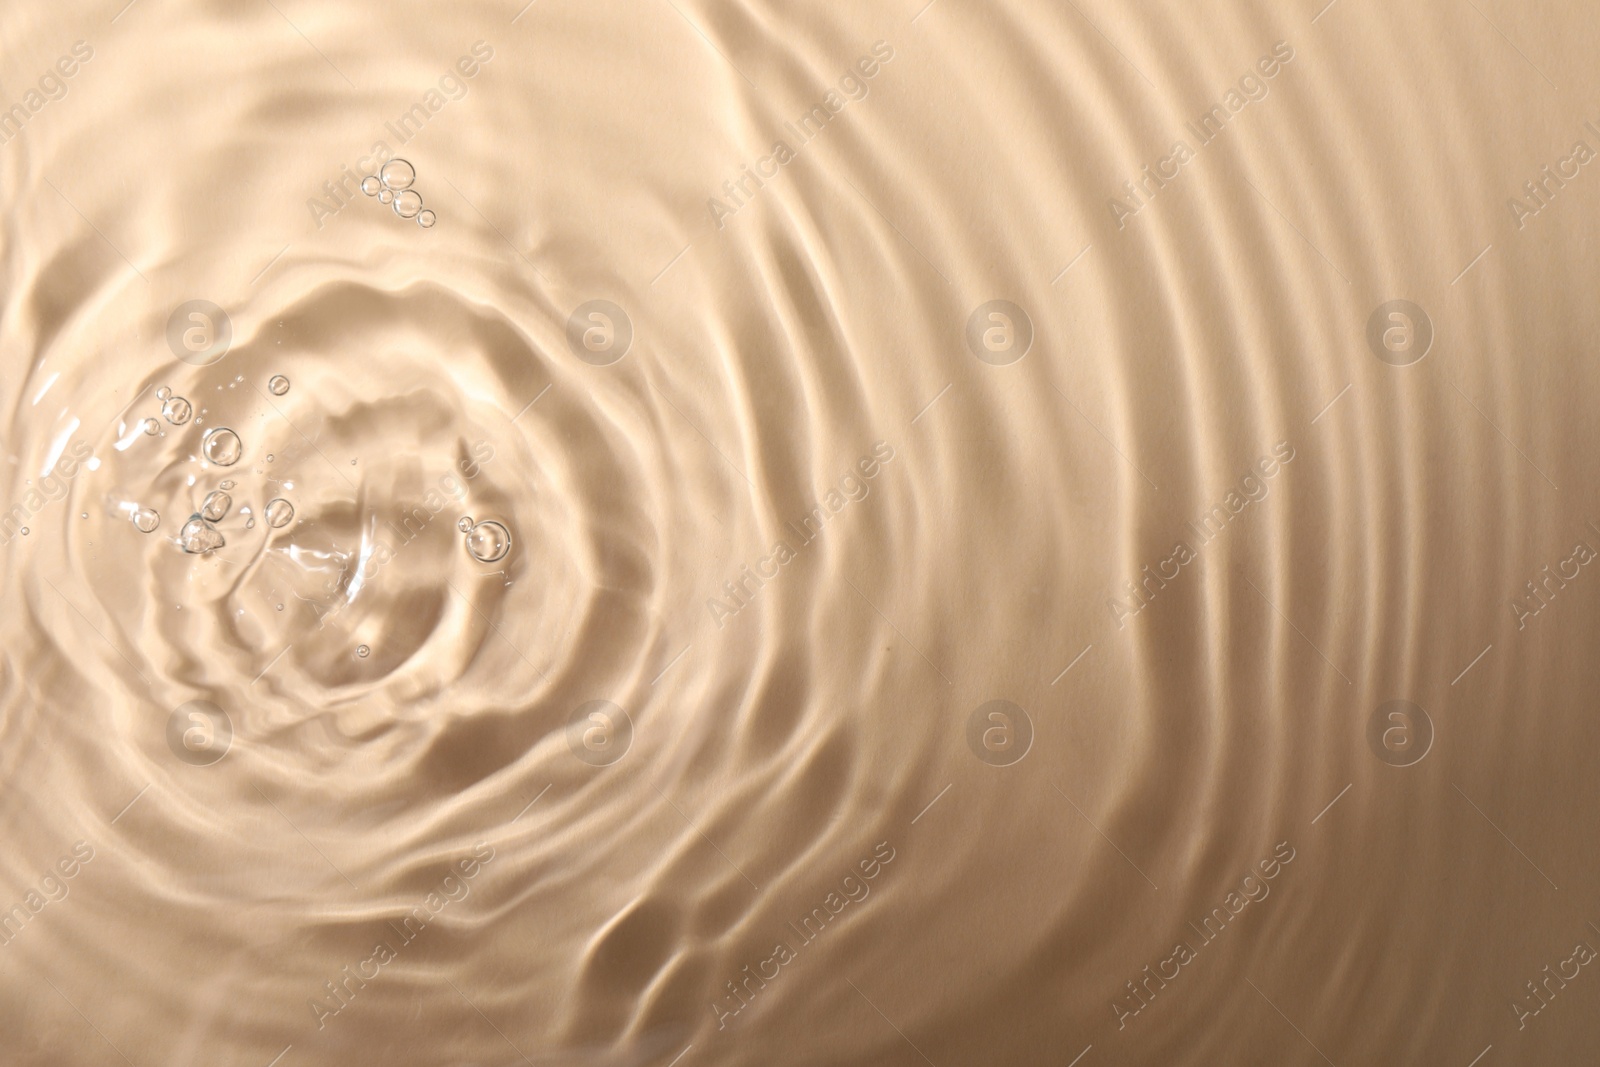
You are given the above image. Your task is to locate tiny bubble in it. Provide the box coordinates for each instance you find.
[142,418,159,435]
[356,644,370,658]
[156,386,172,401]
[268,375,290,396]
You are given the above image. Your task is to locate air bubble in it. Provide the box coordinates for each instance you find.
[220,480,235,490]
[378,189,394,205]
[201,490,232,521]
[356,645,370,658]
[393,190,423,219]
[179,515,225,554]
[133,508,159,532]
[379,158,416,191]
[418,209,437,228]
[162,396,192,424]
[464,519,512,563]
[201,427,242,466]
[265,498,294,528]
[457,516,474,532]
[265,454,274,462]
[156,386,172,401]
[268,375,290,396]
[142,418,160,435]
[360,175,381,196]
[19,527,27,536]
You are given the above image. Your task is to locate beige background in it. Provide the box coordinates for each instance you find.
[1,0,1597,1064]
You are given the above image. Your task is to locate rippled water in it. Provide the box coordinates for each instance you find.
[4,1,1600,1064]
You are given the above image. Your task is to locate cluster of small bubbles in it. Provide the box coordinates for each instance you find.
[201,490,232,522]
[268,375,290,396]
[356,644,371,658]
[264,498,295,528]
[162,395,192,424]
[462,518,512,563]
[361,159,436,228]
[201,427,242,466]
[133,508,160,533]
